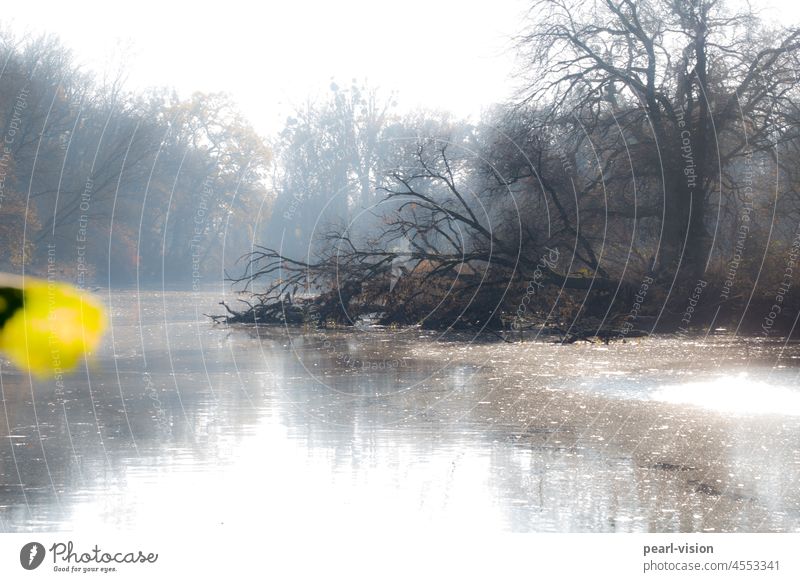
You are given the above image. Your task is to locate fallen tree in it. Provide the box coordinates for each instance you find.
[210,0,800,341]
[212,141,650,340]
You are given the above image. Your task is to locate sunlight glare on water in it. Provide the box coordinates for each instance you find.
[652,374,800,416]
[3,291,800,533]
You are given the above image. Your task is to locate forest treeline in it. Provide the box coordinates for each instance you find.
[0,32,269,286]
[4,0,800,338]
[232,0,800,338]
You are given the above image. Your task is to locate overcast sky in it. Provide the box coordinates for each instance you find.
[4,0,530,135]
[3,0,799,137]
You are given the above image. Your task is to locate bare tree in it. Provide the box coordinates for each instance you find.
[515,0,800,281]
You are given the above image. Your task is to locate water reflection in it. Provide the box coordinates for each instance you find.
[1,290,800,533]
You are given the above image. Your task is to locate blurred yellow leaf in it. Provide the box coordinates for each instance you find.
[0,274,106,377]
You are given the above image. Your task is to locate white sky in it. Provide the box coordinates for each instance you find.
[3,0,529,136]
[3,0,800,137]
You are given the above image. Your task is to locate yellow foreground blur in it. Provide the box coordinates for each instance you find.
[0,277,106,377]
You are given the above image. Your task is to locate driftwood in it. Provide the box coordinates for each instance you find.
[559,328,648,344]
[208,280,650,345]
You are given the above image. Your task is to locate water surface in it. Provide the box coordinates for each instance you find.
[1,289,800,533]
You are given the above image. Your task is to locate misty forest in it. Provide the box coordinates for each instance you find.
[3,0,800,539]
[4,2,800,338]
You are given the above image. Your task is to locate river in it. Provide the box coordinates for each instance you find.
[1,289,799,533]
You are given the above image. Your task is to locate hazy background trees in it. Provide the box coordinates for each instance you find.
[513,0,800,288]
[233,0,800,334]
[0,32,270,287]
[4,0,800,334]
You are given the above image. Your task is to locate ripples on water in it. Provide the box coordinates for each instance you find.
[1,289,800,533]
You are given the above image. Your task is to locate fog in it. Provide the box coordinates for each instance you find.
[5,0,800,560]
